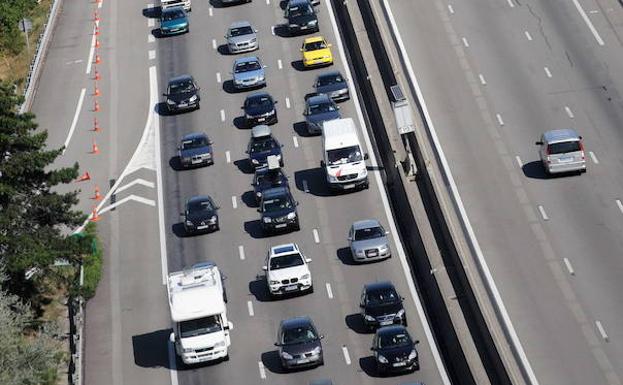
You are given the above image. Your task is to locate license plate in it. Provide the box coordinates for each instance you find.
[258,118,265,122]
[178,103,187,107]
[393,362,407,367]
[197,225,208,230]
[298,358,310,364]
[285,285,298,292]
[301,26,308,29]
[380,320,393,326]
[191,159,202,164]
[559,156,573,162]
[275,223,287,228]
[344,183,355,189]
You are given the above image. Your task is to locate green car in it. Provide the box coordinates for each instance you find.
[160,7,189,36]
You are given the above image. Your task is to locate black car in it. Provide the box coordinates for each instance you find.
[304,94,340,135]
[177,132,213,168]
[252,165,289,204]
[259,186,300,233]
[276,316,324,370]
[313,71,350,102]
[247,125,283,169]
[182,195,219,234]
[164,74,200,113]
[360,281,406,330]
[284,0,318,35]
[243,92,278,126]
[371,325,419,376]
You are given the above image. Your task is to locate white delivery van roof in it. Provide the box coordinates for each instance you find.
[322,118,360,151]
[168,262,225,322]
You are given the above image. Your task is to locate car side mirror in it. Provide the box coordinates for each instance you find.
[262,265,268,272]
[305,258,312,263]
[241,106,245,109]
[296,201,299,206]
[245,150,249,154]
[385,230,389,235]
[370,347,376,351]
[177,146,181,150]
[579,135,583,140]
[347,236,352,241]
[263,65,268,69]
[414,340,420,345]
[320,335,325,340]
[328,43,332,47]
[255,29,259,33]
[359,303,364,308]
[196,87,201,91]
[257,208,261,213]
[274,100,278,104]
[274,342,281,346]
[169,332,175,343]
[214,206,220,210]
[535,141,543,145]
[300,48,303,52]
[320,160,325,167]
[364,153,369,160]
[225,321,233,331]
[162,93,168,97]
[180,212,185,216]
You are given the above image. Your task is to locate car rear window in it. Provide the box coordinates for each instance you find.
[548,141,581,154]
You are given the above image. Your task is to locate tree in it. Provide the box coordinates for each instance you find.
[0,81,90,299]
[0,0,37,55]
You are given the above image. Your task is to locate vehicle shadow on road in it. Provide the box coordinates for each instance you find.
[293,121,314,138]
[273,24,291,38]
[210,0,249,8]
[142,6,161,18]
[171,223,188,238]
[522,160,550,179]
[234,159,255,174]
[222,80,239,94]
[169,156,185,171]
[249,278,272,302]
[261,351,288,374]
[241,191,258,208]
[359,356,381,377]
[244,219,265,239]
[233,116,248,130]
[132,329,173,369]
[337,247,358,266]
[294,167,330,196]
[217,44,231,55]
[345,313,372,334]
[291,60,307,72]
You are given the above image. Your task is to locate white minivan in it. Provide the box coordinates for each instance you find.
[536,129,586,175]
[321,118,369,191]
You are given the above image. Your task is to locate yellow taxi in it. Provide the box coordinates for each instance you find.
[301,36,334,68]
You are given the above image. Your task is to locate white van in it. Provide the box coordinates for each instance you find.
[161,0,191,11]
[321,118,369,191]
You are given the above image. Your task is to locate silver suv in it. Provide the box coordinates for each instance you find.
[536,129,586,175]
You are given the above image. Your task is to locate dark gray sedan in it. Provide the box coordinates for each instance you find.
[182,195,219,234]
[276,316,324,370]
[313,71,349,102]
[303,94,340,135]
[348,219,391,262]
[177,132,213,168]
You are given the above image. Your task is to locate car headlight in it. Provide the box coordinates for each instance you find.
[269,280,279,285]
[324,55,331,59]
[309,20,318,25]
[286,212,296,220]
[209,215,217,224]
[256,191,262,197]
[300,273,310,280]
[356,249,365,256]
[215,341,226,348]
[189,95,197,102]
[311,346,321,355]
[251,159,260,164]
[360,168,368,177]
[377,354,388,364]
[235,78,243,84]
[364,314,376,322]
[281,351,293,360]
[251,38,257,43]
[328,174,337,182]
[263,217,272,223]
[396,309,405,319]
[182,157,191,163]
[245,113,253,119]
[408,349,417,360]
[166,99,176,105]
[289,24,297,28]
[185,220,193,226]
[182,347,194,353]
[379,244,389,252]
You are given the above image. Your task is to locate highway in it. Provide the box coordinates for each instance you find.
[31,0,451,384]
[384,0,623,384]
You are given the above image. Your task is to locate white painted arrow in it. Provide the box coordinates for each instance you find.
[99,194,156,214]
[114,178,156,194]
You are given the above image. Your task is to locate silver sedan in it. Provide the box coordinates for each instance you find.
[348,219,391,262]
[225,21,258,54]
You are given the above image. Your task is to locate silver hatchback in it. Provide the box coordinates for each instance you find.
[536,129,586,175]
[225,21,258,54]
[348,219,391,262]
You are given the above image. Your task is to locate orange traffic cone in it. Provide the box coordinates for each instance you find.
[94,24,100,36]
[93,116,101,132]
[92,185,102,200]
[93,11,100,22]
[95,39,101,48]
[93,81,100,96]
[94,54,101,64]
[93,67,100,80]
[95,0,102,4]
[76,172,91,182]
[91,139,100,154]
[93,100,100,112]
[90,206,101,222]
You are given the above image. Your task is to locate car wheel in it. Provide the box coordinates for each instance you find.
[308,285,314,294]
[279,159,284,167]
[222,354,229,362]
[293,222,300,231]
[377,364,385,377]
[215,224,220,231]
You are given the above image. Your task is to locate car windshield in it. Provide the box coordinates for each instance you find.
[188,199,214,212]
[309,101,337,114]
[289,4,313,17]
[379,332,412,349]
[548,141,581,154]
[247,96,273,109]
[282,325,317,344]
[354,225,385,240]
[181,136,209,150]
[262,196,292,212]
[229,25,254,37]
[367,288,399,305]
[270,253,304,270]
[250,138,277,153]
[317,74,344,87]
[162,9,185,21]
[260,171,283,185]
[169,80,195,94]
[179,315,222,338]
[235,61,261,73]
[327,145,362,165]
[304,40,327,51]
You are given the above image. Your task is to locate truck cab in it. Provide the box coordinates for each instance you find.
[321,118,368,192]
[161,0,191,12]
[168,262,232,365]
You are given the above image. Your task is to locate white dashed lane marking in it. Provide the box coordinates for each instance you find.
[232,195,238,209]
[326,283,334,299]
[496,113,504,126]
[148,34,155,43]
[148,18,154,27]
[148,50,156,60]
[278,59,283,69]
[247,300,254,316]
[515,155,523,168]
[271,25,276,36]
[285,97,291,109]
[563,258,575,275]
[544,67,552,78]
[589,151,599,164]
[565,106,574,119]
[225,150,231,163]
[216,72,221,83]
[448,4,454,14]
[462,37,469,47]
[616,199,623,214]
[258,361,267,379]
[479,74,486,85]
[595,321,609,341]
[342,346,351,365]
[507,0,515,7]
[209,7,213,16]
[212,39,217,50]
[220,109,226,122]
[538,205,549,221]
[293,136,299,148]
[239,245,245,260]
[525,31,533,41]
[313,228,320,243]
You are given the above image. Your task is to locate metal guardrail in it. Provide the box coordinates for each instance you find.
[19,0,64,113]
[68,296,84,385]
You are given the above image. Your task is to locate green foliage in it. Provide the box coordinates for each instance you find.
[0,0,37,55]
[77,223,103,300]
[0,81,89,299]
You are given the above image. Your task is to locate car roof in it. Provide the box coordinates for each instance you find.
[307,94,331,105]
[270,243,299,256]
[377,324,408,336]
[162,6,185,13]
[169,74,193,84]
[181,132,208,141]
[317,71,342,79]
[229,20,252,29]
[247,91,272,100]
[304,36,326,44]
[352,219,382,230]
[281,316,313,329]
[251,124,272,138]
[542,128,581,144]
[288,0,311,6]
[263,186,289,199]
[187,195,212,204]
[235,56,260,64]
[364,281,395,292]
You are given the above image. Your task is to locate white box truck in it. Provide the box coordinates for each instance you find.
[161,0,191,12]
[320,118,369,191]
[168,262,232,365]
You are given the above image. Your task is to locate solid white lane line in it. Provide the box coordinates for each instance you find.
[572,0,605,45]
[278,59,283,69]
[247,300,254,316]
[496,113,504,126]
[595,321,609,341]
[212,39,217,50]
[99,195,156,214]
[220,109,226,122]
[225,150,231,163]
[303,180,309,193]
[148,34,155,43]
[538,205,549,221]
[148,18,155,27]
[285,97,291,109]
[232,195,237,209]
[216,72,222,83]
[616,199,623,214]
[448,4,454,14]
[293,136,299,148]
[564,106,574,118]
[507,0,515,7]
[325,283,334,299]
[478,74,486,85]
[149,50,156,60]
[341,346,351,365]
[462,37,469,47]
[62,88,86,154]
[239,245,245,260]
[209,7,213,16]
[563,258,575,275]
[544,67,552,78]
[524,31,533,41]
[515,155,523,168]
[258,361,267,379]
[85,29,96,74]
[168,340,180,385]
[312,228,320,243]
[266,0,270,4]
[589,151,599,164]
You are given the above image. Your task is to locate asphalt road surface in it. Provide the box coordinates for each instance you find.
[386,0,623,384]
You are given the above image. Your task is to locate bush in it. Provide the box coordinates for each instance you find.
[78,223,103,300]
